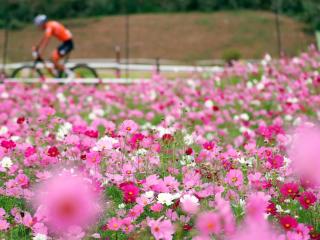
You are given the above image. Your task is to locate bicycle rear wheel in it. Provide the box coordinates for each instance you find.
[11,66,43,78]
[71,64,98,78]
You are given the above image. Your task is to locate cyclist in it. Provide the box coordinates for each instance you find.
[33,14,74,77]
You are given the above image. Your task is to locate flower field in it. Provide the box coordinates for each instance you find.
[0,48,320,240]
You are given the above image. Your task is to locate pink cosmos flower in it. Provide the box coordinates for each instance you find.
[150,203,164,212]
[121,217,134,234]
[0,219,9,231]
[86,151,101,166]
[147,217,175,240]
[32,169,101,233]
[225,169,243,187]
[122,164,135,176]
[119,120,138,135]
[128,204,144,220]
[15,173,29,188]
[195,211,221,236]
[107,217,122,231]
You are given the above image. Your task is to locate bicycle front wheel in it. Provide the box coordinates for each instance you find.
[71,64,99,78]
[11,66,43,78]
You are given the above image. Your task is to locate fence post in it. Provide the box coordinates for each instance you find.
[115,45,121,78]
[315,31,320,51]
[156,57,160,75]
[1,22,9,80]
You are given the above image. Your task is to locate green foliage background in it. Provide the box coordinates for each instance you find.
[0,0,320,30]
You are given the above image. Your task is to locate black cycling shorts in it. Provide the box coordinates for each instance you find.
[57,39,74,57]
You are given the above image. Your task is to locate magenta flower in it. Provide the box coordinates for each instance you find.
[24,146,36,158]
[119,182,140,203]
[298,192,316,209]
[203,141,215,151]
[47,146,60,157]
[1,139,16,149]
[280,215,298,231]
[32,169,101,233]
[267,154,284,169]
[225,169,243,187]
[280,182,299,198]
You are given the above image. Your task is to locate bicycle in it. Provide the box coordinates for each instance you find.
[10,51,99,79]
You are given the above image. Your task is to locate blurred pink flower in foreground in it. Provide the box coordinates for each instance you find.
[288,123,320,186]
[147,217,175,240]
[195,211,221,236]
[228,219,281,240]
[32,169,101,233]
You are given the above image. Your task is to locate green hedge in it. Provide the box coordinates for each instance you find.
[1,0,320,30]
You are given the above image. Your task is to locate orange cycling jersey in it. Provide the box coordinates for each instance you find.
[45,21,72,42]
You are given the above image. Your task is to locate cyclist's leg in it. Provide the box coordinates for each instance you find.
[52,49,64,72]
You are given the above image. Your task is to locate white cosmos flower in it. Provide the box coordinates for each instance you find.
[157,193,174,206]
[1,157,13,169]
[256,83,264,90]
[157,193,180,206]
[93,136,118,151]
[1,92,9,98]
[88,112,97,120]
[246,82,253,88]
[156,127,175,137]
[180,195,199,205]
[56,92,66,102]
[33,234,48,240]
[149,90,157,100]
[0,126,8,135]
[145,191,155,199]
[204,100,214,109]
[136,148,147,156]
[240,113,250,121]
[118,203,126,209]
[10,136,20,141]
[56,122,72,141]
[183,134,194,145]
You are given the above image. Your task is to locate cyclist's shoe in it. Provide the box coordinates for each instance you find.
[57,70,64,78]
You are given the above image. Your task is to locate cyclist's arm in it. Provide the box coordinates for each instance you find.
[36,26,52,56]
[37,35,50,56]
